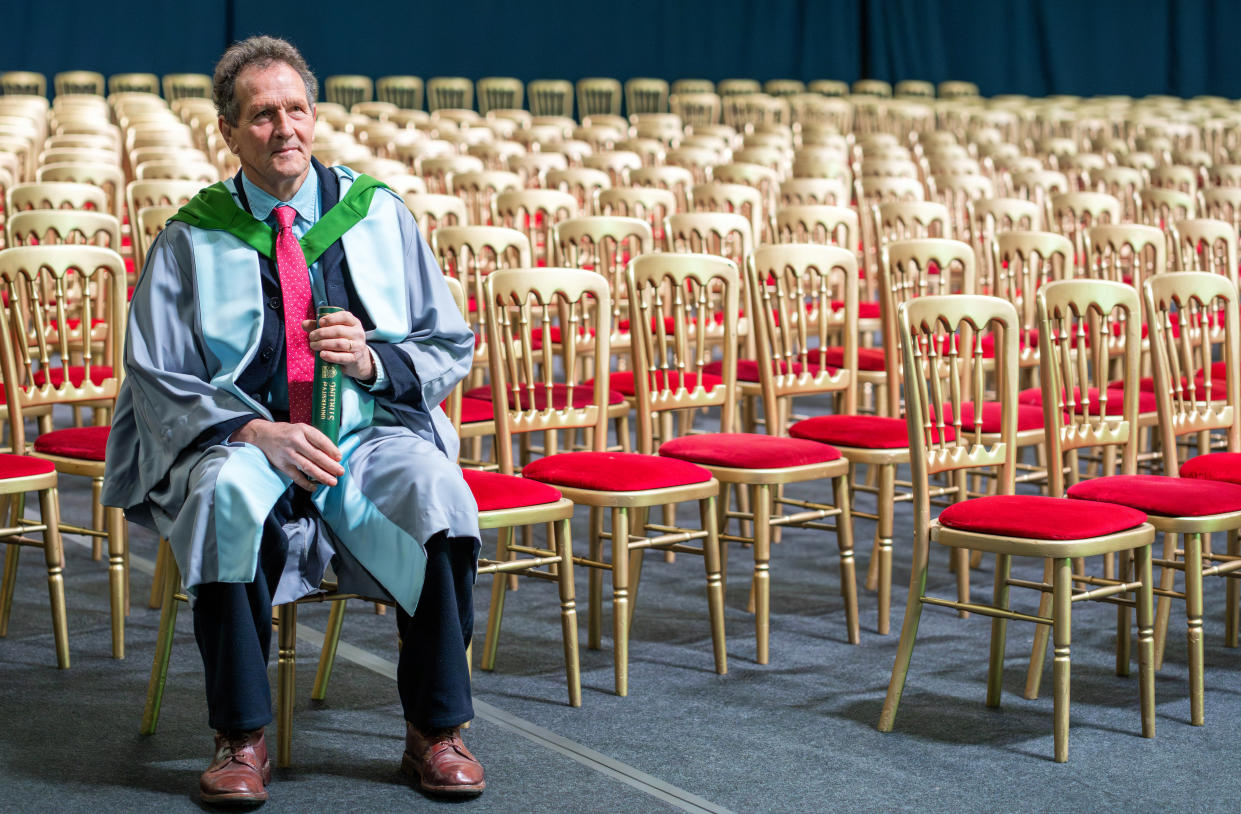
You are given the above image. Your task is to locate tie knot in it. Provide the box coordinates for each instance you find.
[274,205,297,229]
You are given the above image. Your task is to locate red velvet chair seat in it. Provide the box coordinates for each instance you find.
[1018,386,1157,414]
[522,451,713,491]
[459,396,495,423]
[1068,474,1241,517]
[938,495,1147,540]
[31,365,114,388]
[819,346,887,371]
[617,315,678,335]
[701,358,838,383]
[831,300,881,320]
[1122,361,1229,393]
[462,468,562,511]
[943,401,1046,432]
[790,414,952,448]
[32,425,109,461]
[605,370,723,396]
[0,454,56,478]
[659,432,842,469]
[1181,452,1241,485]
[465,383,624,409]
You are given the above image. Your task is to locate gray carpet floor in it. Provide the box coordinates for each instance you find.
[2,434,1239,813]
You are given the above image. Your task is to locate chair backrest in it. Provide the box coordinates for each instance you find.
[990,230,1075,367]
[665,211,754,267]
[880,238,978,415]
[108,73,159,95]
[162,73,212,101]
[582,150,643,186]
[0,246,128,451]
[448,170,522,225]
[404,192,468,236]
[779,177,849,207]
[493,189,579,265]
[625,78,670,115]
[669,92,721,127]
[54,71,105,96]
[689,182,765,247]
[35,162,124,218]
[748,243,859,431]
[476,77,523,115]
[528,80,574,118]
[1169,218,1238,288]
[483,267,612,474]
[133,204,179,270]
[1144,271,1241,473]
[376,76,424,110]
[577,78,622,118]
[627,253,739,453]
[1082,224,1167,321]
[427,77,474,112]
[630,165,694,212]
[1,71,47,97]
[1149,164,1198,194]
[1136,187,1195,228]
[774,204,858,251]
[431,224,532,356]
[6,210,121,255]
[546,168,612,214]
[1049,191,1122,260]
[8,181,108,215]
[898,294,1018,512]
[1036,279,1144,495]
[595,187,676,242]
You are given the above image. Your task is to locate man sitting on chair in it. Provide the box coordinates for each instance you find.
[104,35,485,804]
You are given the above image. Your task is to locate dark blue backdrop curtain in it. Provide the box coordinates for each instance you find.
[2,0,1239,99]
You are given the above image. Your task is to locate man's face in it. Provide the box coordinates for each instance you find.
[219,61,315,199]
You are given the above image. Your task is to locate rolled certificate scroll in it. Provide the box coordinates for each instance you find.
[312,305,344,444]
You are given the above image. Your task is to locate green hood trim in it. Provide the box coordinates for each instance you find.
[168,173,389,266]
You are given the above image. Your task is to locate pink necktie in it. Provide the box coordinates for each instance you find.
[273,204,314,425]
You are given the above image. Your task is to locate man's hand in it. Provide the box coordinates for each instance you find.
[303,310,374,383]
[230,419,344,491]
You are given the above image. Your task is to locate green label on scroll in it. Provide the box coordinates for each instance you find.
[312,305,344,444]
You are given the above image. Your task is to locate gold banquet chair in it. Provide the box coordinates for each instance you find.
[0,245,128,658]
[484,267,727,696]
[877,291,1157,763]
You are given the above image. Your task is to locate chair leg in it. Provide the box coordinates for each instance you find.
[1052,557,1072,763]
[699,494,727,676]
[610,508,630,697]
[38,488,69,669]
[91,478,103,561]
[588,507,603,650]
[1115,548,1131,677]
[752,484,772,664]
[105,506,126,659]
[1227,530,1240,649]
[481,527,513,671]
[149,537,167,609]
[626,508,649,630]
[311,600,347,701]
[1135,542,1156,739]
[1025,558,1053,700]
[276,603,298,768]
[834,473,859,645]
[874,464,895,635]
[1153,532,1177,670]
[553,517,581,707]
[1184,532,1205,726]
[878,517,930,733]
[0,542,18,638]
[141,544,181,735]
[986,553,1011,708]
[716,483,731,593]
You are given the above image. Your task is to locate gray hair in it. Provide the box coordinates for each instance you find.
[213,35,318,126]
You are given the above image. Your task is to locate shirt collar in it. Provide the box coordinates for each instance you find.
[240,168,320,227]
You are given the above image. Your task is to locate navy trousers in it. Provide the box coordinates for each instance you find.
[192,494,475,734]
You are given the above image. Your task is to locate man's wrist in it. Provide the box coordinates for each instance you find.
[228,418,268,444]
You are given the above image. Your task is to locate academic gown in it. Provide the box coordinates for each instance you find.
[102,161,480,614]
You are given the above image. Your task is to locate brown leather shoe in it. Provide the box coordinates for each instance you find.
[200,728,272,806]
[401,722,485,796]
